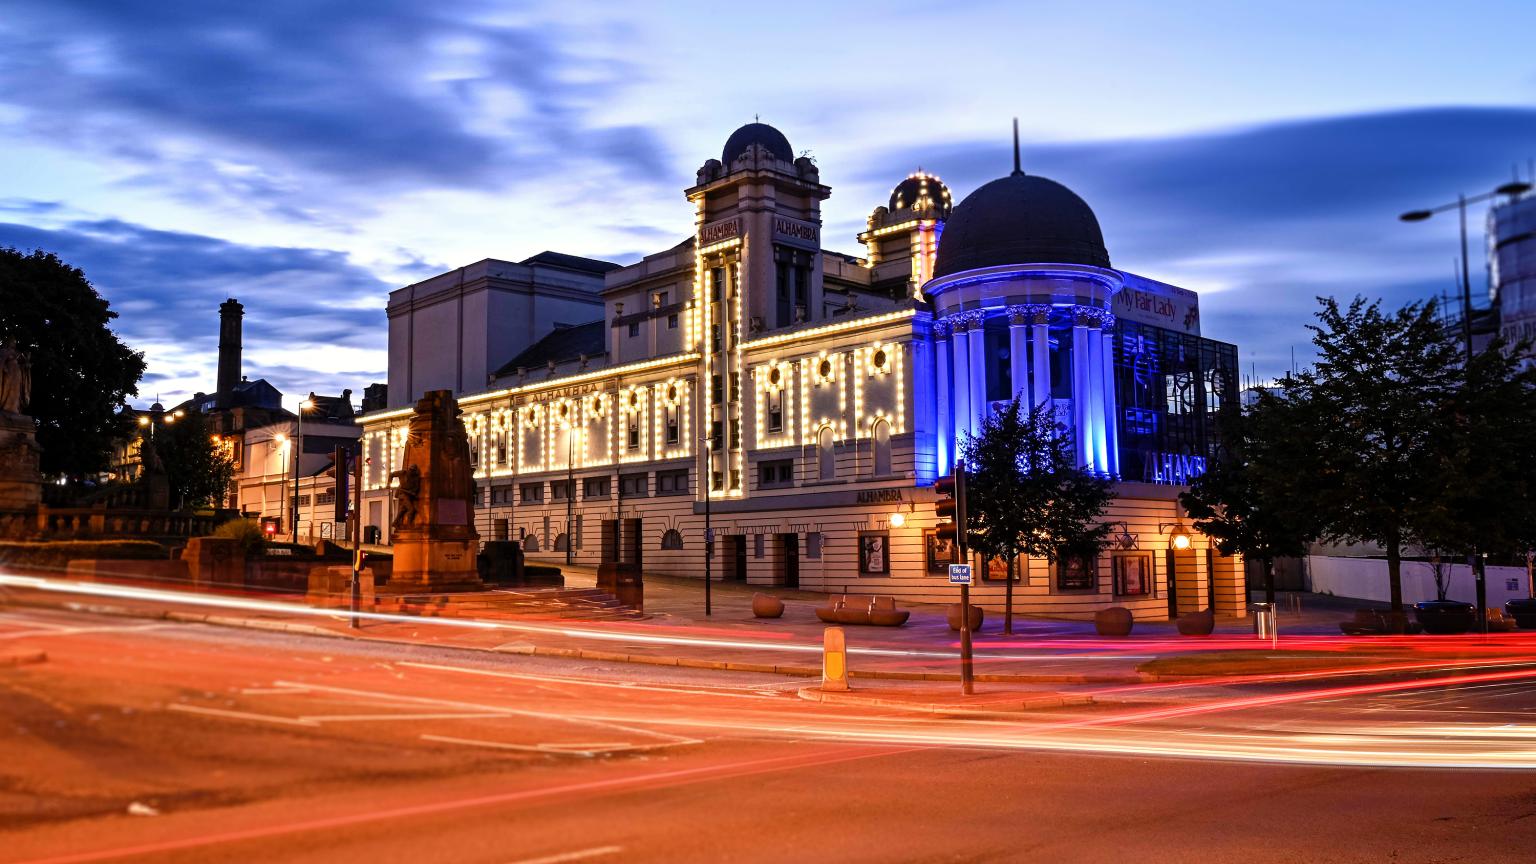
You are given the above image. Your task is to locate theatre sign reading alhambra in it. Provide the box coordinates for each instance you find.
[359,123,1245,619]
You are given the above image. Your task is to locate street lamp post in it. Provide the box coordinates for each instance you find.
[702,435,713,617]
[291,398,313,543]
[1400,180,1532,363]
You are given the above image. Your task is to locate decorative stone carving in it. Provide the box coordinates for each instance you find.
[384,390,482,594]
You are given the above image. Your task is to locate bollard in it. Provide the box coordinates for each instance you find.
[822,626,849,692]
[1252,602,1278,646]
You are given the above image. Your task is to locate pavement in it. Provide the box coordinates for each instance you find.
[4,604,1536,864]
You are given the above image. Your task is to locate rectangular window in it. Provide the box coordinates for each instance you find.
[315,489,336,506]
[730,469,741,491]
[582,477,610,499]
[710,267,724,302]
[711,421,723,449]
[653,290,669,307]
[712,374,722,405]
[627,414,641,450]
[1113,553,1152,596]
[628,322,639,338]
[1056,551,1098,591]
[859,533,889,574]
[575,515,583,549]
[806,532,823,560]
[656,469,689,495]
[491,486,515,505]
[519,482,544,503]
[665,407,680,445]
[767,390,783,433]
[496,431,508,466]
[551,480,573,502]
[667,313,679,329]
[619,473,647,497]
[758,459,794,489]
[711,470,723,491]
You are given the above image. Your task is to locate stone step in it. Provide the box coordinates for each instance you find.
[368,585,641,621]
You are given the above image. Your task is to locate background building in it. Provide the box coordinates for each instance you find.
[360,123,1244,618]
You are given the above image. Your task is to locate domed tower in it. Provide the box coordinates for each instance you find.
[859,171,952,298]
[684,121,831,498]
[923,135,1122,478]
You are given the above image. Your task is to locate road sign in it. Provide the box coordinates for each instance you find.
[949,564,972,585]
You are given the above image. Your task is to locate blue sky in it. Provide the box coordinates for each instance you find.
[1,0,1534,408]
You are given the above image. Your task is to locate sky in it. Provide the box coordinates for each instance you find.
[2,0,1534,410]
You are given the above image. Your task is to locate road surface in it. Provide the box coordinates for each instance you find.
[3,605,1536,863]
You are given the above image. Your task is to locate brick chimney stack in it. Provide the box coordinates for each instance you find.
[216,298,243,409]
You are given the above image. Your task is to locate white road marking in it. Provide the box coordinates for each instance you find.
[422,734,691,757]
[503,846,623,864]
[301,712,513,723]
[167,704,320,727]
[397,660,777,699]
[0,623,170,640]
[274,680,702,747]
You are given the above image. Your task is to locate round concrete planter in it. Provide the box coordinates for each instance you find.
[1176,608,1215,637]
[751,593,785,619]
[947,603,984,632]
[1094,606,1134,636]
[1414,600,1475,635]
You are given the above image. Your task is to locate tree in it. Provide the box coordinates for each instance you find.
[961,396,1116,633]
[1181,394,1322,605]
[1279,296,1461,622]
[154,411,235,510]
[1416,333,1536,572]
[0,248,146,478]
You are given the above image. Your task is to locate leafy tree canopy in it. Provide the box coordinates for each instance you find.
[960,395,1116,565]
[0,248,145,478]
[152,410,235,510]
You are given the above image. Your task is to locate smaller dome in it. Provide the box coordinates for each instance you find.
[721,122,794,164]
[888,171,952,220]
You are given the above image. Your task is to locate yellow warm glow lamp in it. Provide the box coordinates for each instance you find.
[300,399,315,411]
[138,416,150,426]
[889,512,906,528]
[1171,529,1191,550]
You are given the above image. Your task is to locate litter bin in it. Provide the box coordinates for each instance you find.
[1251,602,1277,640]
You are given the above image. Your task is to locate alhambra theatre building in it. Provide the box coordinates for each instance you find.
[360,123,1246,619]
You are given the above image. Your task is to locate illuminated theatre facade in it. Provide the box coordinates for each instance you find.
[360,123,1246,619]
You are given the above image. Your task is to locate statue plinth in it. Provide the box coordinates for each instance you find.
[383,390,483,594]
[0,411,41,510]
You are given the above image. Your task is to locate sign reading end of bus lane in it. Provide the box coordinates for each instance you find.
[948,564,972,586]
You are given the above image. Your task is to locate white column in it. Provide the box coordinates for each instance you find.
[950,322,971,454]
[1070,309,1092,468]
[935,321,953,475]
[967,312,987,436]
[1100,322,1119,478]
[1007,307,1029,411]
[1029,306,1050,413]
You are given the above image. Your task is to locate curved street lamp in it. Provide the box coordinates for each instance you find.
[1399,180,1532,362]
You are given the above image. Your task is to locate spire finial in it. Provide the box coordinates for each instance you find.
[1011,117,1022,176]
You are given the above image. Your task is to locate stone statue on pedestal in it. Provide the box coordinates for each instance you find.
[383,390,482,594]
[0,341,31,415]
[0,340,41,510]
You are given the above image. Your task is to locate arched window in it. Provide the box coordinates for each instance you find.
[660,528,684,550]
[872,419,891,477]
[818,426,836,481]
[523,533,541,553]
[554,533,569,552]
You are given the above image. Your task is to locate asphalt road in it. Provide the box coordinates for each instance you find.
[3,606,1536,864]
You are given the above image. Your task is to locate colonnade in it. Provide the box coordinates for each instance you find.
[934,303,1119,477]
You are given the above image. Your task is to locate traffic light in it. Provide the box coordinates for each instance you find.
[933,466,968,548]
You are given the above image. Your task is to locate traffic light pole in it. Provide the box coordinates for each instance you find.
[956,467,974,695]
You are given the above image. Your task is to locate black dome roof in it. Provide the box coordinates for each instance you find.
[721,123,794,164]
[889,172,952,219]
[932,172,1109,278]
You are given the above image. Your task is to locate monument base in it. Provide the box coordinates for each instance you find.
[384,531,484,594]
[0,411,41,510]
